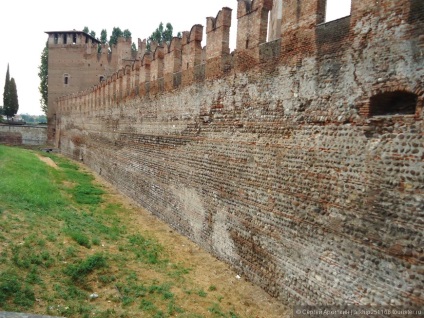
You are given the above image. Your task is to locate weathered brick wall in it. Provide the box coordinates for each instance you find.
[0,125,47,146]
[55,0,423,306]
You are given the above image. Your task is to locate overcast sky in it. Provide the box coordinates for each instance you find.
[0,0,350,115]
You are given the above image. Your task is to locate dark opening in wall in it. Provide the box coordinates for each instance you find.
[54,33,58,44]
[64,74,69,85]
[99,76,104,82]
[73,33,77,44]
[370,91,417,116]
[64,34,67,44]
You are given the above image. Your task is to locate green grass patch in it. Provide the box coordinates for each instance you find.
[64,253,107,282]
[0,146,246,317]
[0,271,35,309]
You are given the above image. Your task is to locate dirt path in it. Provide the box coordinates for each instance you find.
[37,154,59,169]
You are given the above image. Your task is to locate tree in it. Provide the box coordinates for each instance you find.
[83,26,89,34]
[147,22,176,51]
[3,64,11,116]
[90,30,96,39]
[9,78,18,117]
[38,42,48,115]
[100,29,107,44]
[2,64,18,119]
[123,29,131,39]
[109,27,123,46]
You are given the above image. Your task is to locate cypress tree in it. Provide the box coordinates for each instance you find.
[3,64,11,118]
[9,78,19,117]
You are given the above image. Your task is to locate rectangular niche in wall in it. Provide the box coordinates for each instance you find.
[370,91,417,116]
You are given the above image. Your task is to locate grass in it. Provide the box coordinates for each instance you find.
[0,145,249,317]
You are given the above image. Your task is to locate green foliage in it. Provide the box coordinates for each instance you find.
[100,29,107,44]
[2,64,18,119]
[109,27,123,46]
[72,184,104,204]
[68,230,92,248]
[7,78,19,117]
[127,234,163,264]
[3,64,11,116]
[123,29,131,39]
[38,42,48,115]
[64,254,107,282]
[0,271,35,309]
[19,114,47,124]
[83,26,89,34]
[147,22,175,51]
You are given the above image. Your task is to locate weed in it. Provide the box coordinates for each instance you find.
[44,232,57,242]
[92,237,101,246]
[197,289,207,297]
[0,271,35,309]
[128,234,164,264]
[139,299,156,312]
[26,267,44,285]
[98,275,116,284]
[209,285,217,291]
[65,246,77,258]
[67,230,92,248]
[64,253,107,282]
[167,299,185,315]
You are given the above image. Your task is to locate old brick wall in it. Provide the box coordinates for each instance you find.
[55,0,423,306]
[0,125,47,146]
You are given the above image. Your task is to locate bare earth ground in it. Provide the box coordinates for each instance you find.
[38,155,290,318]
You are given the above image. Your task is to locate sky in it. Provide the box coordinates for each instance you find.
[0,0,351,116]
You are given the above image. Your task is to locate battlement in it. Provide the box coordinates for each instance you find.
[55,0,424,119]
[46,30,100,46]
[50,0,423,307]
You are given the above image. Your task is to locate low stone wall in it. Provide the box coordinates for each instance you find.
[0,124,47,146]
[0,313,63,318]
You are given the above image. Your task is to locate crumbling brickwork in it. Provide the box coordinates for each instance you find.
[52,0,423,306]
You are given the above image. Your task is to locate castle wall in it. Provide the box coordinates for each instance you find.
[0,124,47,146]
[46,32,133,143]
[55,0,423,306]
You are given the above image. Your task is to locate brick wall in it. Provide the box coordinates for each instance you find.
[55,0,423,306]
[0,125,47,146]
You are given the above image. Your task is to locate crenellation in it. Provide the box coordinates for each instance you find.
[50,0,423,306]
[164,37,183,90]
[236,0,273,66]
[150,45,165,95]
[206,8,232,78]
[181,25,203,86]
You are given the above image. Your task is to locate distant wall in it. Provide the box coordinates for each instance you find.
[0,125,47,146]
[54,0,424,306]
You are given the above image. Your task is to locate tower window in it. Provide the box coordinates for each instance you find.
[73,33,77,44]
[54,33,59,44]
[64,74,69,85]
[99,76,105,82]
[64,34,67,44]
[369,91,417,116]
